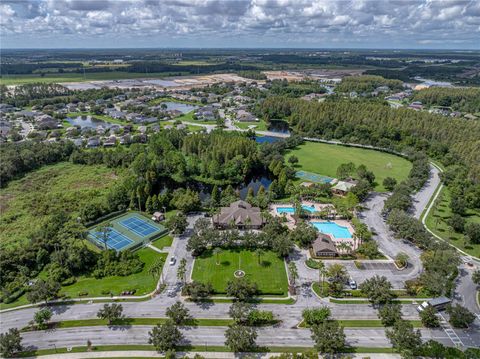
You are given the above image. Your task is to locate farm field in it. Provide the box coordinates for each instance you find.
[425,187,480,257]
[286,142,412,192]
[0,162,123,249]
[191,249,289,296]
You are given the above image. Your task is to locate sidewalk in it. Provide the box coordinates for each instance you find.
[20,350,402,359]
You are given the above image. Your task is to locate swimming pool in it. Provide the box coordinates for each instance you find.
[311,221,352,239]
[276,205,317,214]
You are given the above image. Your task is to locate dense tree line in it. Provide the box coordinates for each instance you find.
[335,75,404,93]
[0,83,72,107]
[0,141,76,187]
[260,96,480,179]
[266,79,326,98]
[412,87,480,113]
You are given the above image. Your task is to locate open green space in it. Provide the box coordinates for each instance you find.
[151,235,173,250]
[0,71,188,86]
[286,142,412,191]
[60,247,166,298]
[425,186,480,257]
[235,120,268,131]
[177,110,217,125]
[191,249,289,296]
[0,162,123,249]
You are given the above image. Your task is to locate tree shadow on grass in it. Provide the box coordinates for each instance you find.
[221,260,231,266]
[260,260,271,268]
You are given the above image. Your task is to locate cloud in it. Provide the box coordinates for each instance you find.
[0,0,478,48]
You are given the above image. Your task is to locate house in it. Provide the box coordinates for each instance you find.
[212,200,265,229]
[71,138,84,147]
[119,134,131,145]
[151,212,165,222]
[87,137,101,148]
[332,180,357,196]
[408,101,424,111]
[311,234,338,257]
[103,136,117,147]
[0,104,15,113]
[106,109,127,120]
[236,110,256,122]
[0,120,11,136]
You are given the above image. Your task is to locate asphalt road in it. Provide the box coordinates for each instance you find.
[20,326,457,351]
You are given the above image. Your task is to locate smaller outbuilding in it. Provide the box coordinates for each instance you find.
[151,212,165,222]
[311,233,338,257]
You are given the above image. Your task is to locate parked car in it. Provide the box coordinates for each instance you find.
[169,257,176,266]
[349,279,357,290]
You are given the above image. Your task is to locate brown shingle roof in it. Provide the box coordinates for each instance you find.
[312,233,337,254]
[212,200,265,227]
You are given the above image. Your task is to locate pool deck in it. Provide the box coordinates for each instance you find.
[310,219,357,251]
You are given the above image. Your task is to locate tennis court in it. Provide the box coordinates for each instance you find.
[119,216,159,237]
[87,212,168,252]
[89,228,133,251]
[296,170,334,184]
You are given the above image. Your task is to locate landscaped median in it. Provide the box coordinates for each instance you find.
[297,319,423,328]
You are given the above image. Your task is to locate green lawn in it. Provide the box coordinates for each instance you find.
[0,71,188,86]
[425,187,480,257]
[286,142,412,192]
[59,248,166,298]
[235,120,268,131]
[177,111,217,125]
[0,162,123,249]
[151,235,173,250]
[191,249,289,296]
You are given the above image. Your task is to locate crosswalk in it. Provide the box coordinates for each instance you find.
[438,313,464,347]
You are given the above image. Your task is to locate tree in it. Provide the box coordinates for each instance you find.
[288,155,298,166]
[166,301,191,325]
[310,320,345,357]
[326,263,348,297]
[211,184,221,206]
[98,221,112,250]
[302,307,331,326]
[288,220,318,248]
[378,303,402,327]
[395,252,409,268]
[288,262,299,285]
[34,308,53,330]
[383,177,397,191]
[97,303,124,325]
[359,275,394,307]
[271,234,294,257]
[472,269,480,285]
[419,305,440,328]
[317,260,328,296]
[224,323,257,352]
[177,258,187,283]
[149,257,166,282]
[183,281,212,301]
[165,212,188,235]
[228,302,253,324]
[446,304,475,328]
[448,213,465,233]
[386,320,422,358]
[226,277,258,301]
[26,279,61,304]
[465,223,480,244]
[213,247,221,265]
[149,320,183,352]
[255,248,264,265]
[0,328,23,358]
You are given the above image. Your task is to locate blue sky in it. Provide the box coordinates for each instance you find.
[1,0,479,49]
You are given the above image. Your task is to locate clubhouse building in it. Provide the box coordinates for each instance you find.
[212,200,266,229]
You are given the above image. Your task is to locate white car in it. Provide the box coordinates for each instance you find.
[349,279,357,290]
[169,257,176,266]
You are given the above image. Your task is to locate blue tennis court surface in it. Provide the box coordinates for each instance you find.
[89,228,133,251]
[119,216,159,237]
[296,170,333,184]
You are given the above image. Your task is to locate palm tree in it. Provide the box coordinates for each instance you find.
[148,257,166,283]
[255,248,265,265]
[337,242,352,256]
[177,258,187,283]
[317,260,327,296]
[213,247,221,265]
[99,222,112,250]
[288,262,298,286]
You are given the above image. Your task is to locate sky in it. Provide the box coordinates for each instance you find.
[1,0,479,49]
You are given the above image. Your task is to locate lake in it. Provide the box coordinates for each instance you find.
[196,176,272,202]
[255,136,284,144]
[161,101,198,114]
[67,116,115,129]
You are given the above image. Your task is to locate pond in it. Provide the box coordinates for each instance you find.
[66,116,115,129]
[255,136,284,144]
[197,176,272,202]
[268,119,290,134]
[161,101,198,114]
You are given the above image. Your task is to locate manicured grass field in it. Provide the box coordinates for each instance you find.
[60,247,166,298]
[151,235,173,250]
[286,142,412,192]
[177,110,217,125]
[235,120,268,131]
[191,249,289,296]
[0,162,123,249]
[425,187,480,257]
